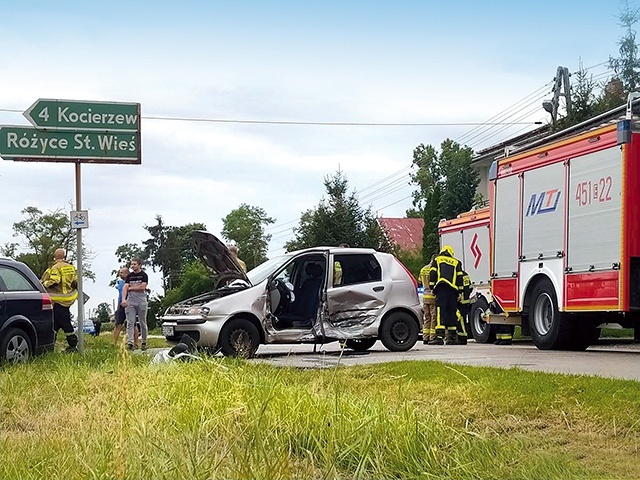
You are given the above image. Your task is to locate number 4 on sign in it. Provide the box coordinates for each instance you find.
[38,107,49,122]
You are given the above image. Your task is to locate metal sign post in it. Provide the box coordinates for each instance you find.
[75,163,85,353]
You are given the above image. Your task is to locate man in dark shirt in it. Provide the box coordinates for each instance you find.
[121,258,149,351]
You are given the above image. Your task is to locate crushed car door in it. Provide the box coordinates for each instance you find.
[322,252,388,338]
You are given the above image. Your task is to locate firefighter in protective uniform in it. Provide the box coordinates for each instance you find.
[41,248,79,352]
[454,270,472,345]
[419,255,437,344]
[428,245,465,345]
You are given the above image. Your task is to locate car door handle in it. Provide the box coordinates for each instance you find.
[372,286,384,292]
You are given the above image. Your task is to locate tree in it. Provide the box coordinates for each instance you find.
[609,0,640,94]
[95,302,112,323]
[422,184,442,263]
[114,243,147,266]
[409,140,479,262]
[0,206,94,279]
[142,215,206,291]
[285,170,387,252]
[147,262,211,323]
[438,140,479,220]
[222,204,275,270]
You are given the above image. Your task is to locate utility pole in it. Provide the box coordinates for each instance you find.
[542,66,572,123]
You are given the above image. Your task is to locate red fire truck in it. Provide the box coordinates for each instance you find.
[439,119,640,350]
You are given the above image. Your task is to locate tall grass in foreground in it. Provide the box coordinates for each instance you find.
[1,338,639,480]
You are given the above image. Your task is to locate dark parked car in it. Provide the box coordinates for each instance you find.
[0,258,55,363]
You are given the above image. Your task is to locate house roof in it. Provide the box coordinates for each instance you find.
[377,217,424,252]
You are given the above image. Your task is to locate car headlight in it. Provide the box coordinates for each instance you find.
[184,306,210,316]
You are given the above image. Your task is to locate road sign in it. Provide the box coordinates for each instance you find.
[0,125,140,164]
[24,99,140,132]
[70,210,89,229]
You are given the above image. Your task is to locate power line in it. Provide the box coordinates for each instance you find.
[0,108,543,127]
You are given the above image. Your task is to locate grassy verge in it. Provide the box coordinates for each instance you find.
[1,337,639,479]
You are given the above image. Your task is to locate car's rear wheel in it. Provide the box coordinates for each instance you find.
[0,328,33,364]
[345,338,377,351]
[218,318,260,358]
[379,312,419,352]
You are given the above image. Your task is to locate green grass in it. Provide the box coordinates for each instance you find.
[1,337,639,479]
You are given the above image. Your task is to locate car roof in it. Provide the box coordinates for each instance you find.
[286,246,380,256]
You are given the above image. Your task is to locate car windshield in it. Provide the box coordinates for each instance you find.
[246,254,290,285]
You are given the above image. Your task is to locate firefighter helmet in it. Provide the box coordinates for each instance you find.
[440,245,455,257]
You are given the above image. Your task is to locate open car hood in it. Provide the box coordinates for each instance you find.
[192,230,250,288]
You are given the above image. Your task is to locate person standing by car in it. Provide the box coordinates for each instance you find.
[41,248,79,352]
[228,245,247,272]
[453,269,472,345]
[419,255,437,344]
[429,245,464,346]
[333,243,349,286]
[92,316,102,336]
[121,258,149,351]
[113,267,139,347]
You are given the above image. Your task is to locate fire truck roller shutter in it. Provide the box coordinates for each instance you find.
[493,175,520,278]
[567,146,622,272]
[521,162,564,262]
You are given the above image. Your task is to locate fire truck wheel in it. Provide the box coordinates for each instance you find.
[530,279,571,350]
[469,297,496,344]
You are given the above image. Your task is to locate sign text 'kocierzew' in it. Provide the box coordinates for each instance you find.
[24,99,140,132]
[0,126,140,164]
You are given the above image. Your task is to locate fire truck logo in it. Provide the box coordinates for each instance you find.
[526,189,561,216]
[470,233,482,269]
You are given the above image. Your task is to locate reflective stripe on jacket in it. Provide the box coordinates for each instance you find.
[459,271,472,304]
[419,264,435,299]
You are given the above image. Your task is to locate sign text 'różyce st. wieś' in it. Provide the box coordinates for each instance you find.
[0,126,140,164]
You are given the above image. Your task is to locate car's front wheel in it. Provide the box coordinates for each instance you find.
[0,328,33,364]
[379,312,419,352]
[217,318,260,358]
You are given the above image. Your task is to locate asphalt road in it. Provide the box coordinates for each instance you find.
[247,339,640,381]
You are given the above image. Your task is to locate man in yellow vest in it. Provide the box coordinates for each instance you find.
[419,255,437,344]
[41,248,79,352]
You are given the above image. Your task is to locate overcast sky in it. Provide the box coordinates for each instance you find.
[0,0,626,315]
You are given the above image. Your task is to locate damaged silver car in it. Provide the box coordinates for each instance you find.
[160,231,422,358]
